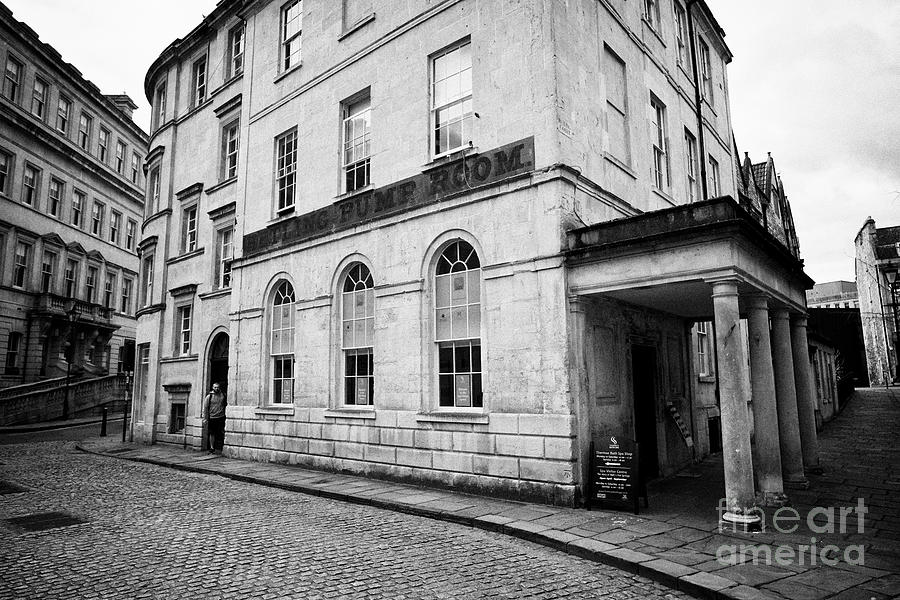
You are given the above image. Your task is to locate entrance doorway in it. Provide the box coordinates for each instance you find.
[208,333,229,396]
[631,345,660,480]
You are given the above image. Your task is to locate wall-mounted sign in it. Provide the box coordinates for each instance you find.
[244,137,535,257]
[356,381,369,406]
[455,375,471,407]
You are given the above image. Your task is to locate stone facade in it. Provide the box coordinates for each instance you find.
[855,218,900,386]
[135,0,816,511]
[0,2,145,394]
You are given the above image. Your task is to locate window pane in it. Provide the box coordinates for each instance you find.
[439,345,453,374]
[472,343,481,372]
[435,275,451,308]
[342,322,353,347]
[365,317,374,346]
[353,320,365,346]
[439,375,453,406]
[450,307,467,339]
[436,309,451,339]
[467,271,480,303]
[451,273,467,304]
[357,352,369,376]
[467,306,481,337]
[365,289,374,317]
[454,343,471,373]
[472,373,483,408]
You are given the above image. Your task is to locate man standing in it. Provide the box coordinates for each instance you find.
[202,383,227,454]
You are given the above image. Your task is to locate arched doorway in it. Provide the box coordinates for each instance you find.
[207,332,229,396]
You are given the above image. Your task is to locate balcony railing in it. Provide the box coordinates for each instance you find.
[34,293,113,322]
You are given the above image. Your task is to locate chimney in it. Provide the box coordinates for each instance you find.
[105,94,138,120]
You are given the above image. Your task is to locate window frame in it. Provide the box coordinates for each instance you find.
[269,281,296,405]
[0,148,12,196]
[22,163,40,207]
[31,76,48,120]
[174,302,193,356]
[140,253,154,307]
[699,39,714,105]
[228,24,245,78]
[12,240,31,289]
[684,128,698,203]
[192,55,208,107]
[433,240,483,409]
[98,127,110,163]
[181,204,199,254]
[48,177,64,218]
[430,40,474,159]
[125,219,137,251]
[91,200,105,236]
[214,226,234,290]
[274,128,298,214]
[153,82,167,131]
[342,93,371,194]
[64,258,79,298]
[147,166,161,216]
[340,263,375,406]
[281,0,303,72]
[3,55,23,103]
[221,119,240,181]
[708,155,720,197]
[130,152,141,185]
[85,265,99,303]
[650,94,669,190]
[697,321,714,377]
[115,141,126,174]
[110,210,122,245]
[104,271,117,309]
[4,332,23,375]
[78,112,93,151]
[56,95,72,135]
[40,250,57,293]
[643,0,661,31]
[71,189,85,228]
[121,276,134,315]
[603,44,630,166]
[674,1,689,67]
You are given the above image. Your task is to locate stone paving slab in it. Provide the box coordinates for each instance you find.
[75,387,900,600]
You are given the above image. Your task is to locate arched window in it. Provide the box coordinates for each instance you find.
[271,281,295,404]
[342,264,374,405]
[434,240,482,407]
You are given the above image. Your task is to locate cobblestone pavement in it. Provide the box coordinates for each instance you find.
[0,439,689,600]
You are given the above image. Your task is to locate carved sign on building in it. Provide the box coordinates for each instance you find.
[243,137,535,257]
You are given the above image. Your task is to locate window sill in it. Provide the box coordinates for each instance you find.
[423,146,477,171]
[274,63,303,84]
[333,184,373,202]
[325,408,376,420]
[135,303,165,318]
[603,153,637,180]
[255,405,295,417]
[698,375,716,384]
[199,288,231,301]
[651,187,677,206]
[642,18,666,46]
[166,247,205,266]
[338,12,375,41]
[143,208,173,228]
[160,354,199,364]
[270,206,295,223]
[416,411,489,425]
[205,177,237,195]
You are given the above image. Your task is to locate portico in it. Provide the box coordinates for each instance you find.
[566,197,817,521]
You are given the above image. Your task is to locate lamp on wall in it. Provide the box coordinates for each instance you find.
[885,268,900,383]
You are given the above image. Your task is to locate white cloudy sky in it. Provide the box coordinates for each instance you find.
[6,0,898,284]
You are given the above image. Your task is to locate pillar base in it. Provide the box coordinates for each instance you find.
[720,511,763,533]
[756,491,789,508]
[805,465,824,475]
[783,475,809,490]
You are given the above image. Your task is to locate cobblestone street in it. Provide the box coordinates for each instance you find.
[0,436,687,600]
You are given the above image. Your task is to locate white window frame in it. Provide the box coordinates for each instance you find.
[709,155,720,197]
[121,277,133,314]
[342,94,371,193]
[221,119,240,180]
[175,303,193,356]
[431,40,474,158]
[182,204,198,253]
[270,281,296,404]
[57,95,71,134]
[64,259,79,297]
[650,95,669,190]
[275,129,298,213]
[91,201,104,236]
[115,142,126,174]
[697,321,714,377]
[434,240,483,409]
[341,263,374,406]
[148,166,161,215]
[85,266,98,303]
[5,332,22,374]
[281,0,303,72]
[3,56,23,103]
[684,129,698,203]
[110,211,121,245]
[98,128,110,163]
[31,77,47,120]
[215,226,234,289]
[0,148,11,195]
[131,153,141,185]
[72,189,85,228]
[644,0,661,30]
[154,83,166,131]
[48,177,63,217]
[125,219,137,251]
[78,112,93,151]
[674,2,689,67]
[13,241,31,289]
[141,253,154,307]
[699,39,713,105]
[22,164,39,207]
[228,24,245,78]
[104,272,117,309]
[192,55,207,107]
[40,250,56,293]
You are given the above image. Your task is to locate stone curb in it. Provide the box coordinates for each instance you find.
[1,416,123,434]
[75,443,770,600]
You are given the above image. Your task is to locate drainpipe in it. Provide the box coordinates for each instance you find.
[686,0,709,201]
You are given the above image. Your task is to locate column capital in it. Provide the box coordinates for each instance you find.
[568,295,589,313]
[770,307,791,321]
[791,313,810,328]
[708,277,742,298]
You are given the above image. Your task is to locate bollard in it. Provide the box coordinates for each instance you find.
[100,407,108,437]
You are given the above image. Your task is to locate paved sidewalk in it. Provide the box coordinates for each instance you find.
[77,388,900,600]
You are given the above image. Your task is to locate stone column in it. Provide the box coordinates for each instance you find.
[745,295,786,506]
[791,314,822,474]
[711,279,760,528]
[770,309,808,488]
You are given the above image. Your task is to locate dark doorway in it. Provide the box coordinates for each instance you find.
[708,416,722,453]
[208,333,229,396]
[631,345,660,480]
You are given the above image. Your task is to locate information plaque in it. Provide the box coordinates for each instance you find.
[588,436,644,514]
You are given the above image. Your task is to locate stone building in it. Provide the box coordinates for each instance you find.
[0,2,146,419]
[135,0,820,521]
[855,218,900,386]
[807,280,859,309]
